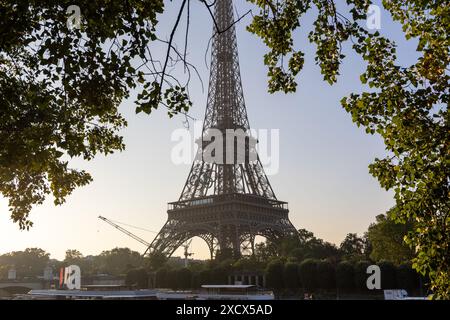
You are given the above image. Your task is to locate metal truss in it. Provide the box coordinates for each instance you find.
[147,0,297,258]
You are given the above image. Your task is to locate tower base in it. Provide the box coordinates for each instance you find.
[147,193,297,258]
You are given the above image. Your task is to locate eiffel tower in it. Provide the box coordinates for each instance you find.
[146,0,297,259]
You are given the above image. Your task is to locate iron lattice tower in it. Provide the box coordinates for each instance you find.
[147,0,297,258]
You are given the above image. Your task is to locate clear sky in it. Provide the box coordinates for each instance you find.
[0,1,420,260]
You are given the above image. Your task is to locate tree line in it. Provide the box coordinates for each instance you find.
[0,247,143,280]
[0,212,425,297]
[145,213,423,297]
[142,258,423,299]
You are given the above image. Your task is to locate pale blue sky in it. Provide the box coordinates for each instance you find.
[0,1,420,260]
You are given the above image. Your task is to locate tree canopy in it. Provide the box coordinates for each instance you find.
[254,229,340,263]
[0,243,424,298]
[339,233,367,261]
[366,212,415,265]
[0,1,190,229]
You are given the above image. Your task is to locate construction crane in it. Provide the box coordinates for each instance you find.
[182,239,194,267]
[98,216,150,247]
[98,216,195,261]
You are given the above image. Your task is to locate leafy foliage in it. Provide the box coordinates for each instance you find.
[63,249,95,275]
[155,267,169,288]
[366,212,415,264]
[0,244,424,296]
[256,229,340,262]
[97,247,143,275]
[316,260,336,290]
[147,251,168,271]
[1,0,448,298]
[379,260,397,289]
[298,258,318,290]
[0,1,196,228]
[336,261,355,291]
[247,0,449,298]
[176,267,192,289]
[339,233,366,261]
[283,262,300,289]
[125,268,148,288]
[265,259,285,289]
[396,263,420,292]
[0,248,49,278]
[232,256,264,272]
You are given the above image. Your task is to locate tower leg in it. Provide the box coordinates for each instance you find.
[233,226,241,258]
[250,235,255,256]
[209,237,215,260]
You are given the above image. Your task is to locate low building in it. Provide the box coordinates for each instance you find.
[228,272,266,288]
